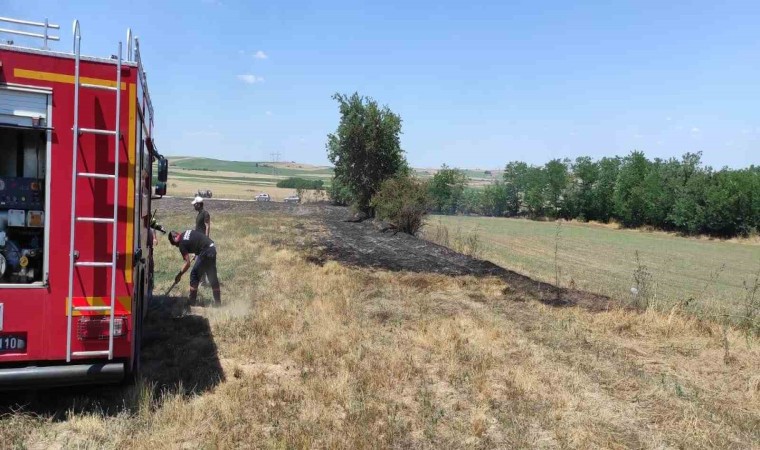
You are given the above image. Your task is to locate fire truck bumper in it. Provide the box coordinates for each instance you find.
[0,363,125,390]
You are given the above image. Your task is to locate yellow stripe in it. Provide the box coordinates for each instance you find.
[14,68,127,90]
[66,296,132,316]
[125,83,136,281]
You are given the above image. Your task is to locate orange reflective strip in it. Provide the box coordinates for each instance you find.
[66,296,132,316]
[14,68,127,90]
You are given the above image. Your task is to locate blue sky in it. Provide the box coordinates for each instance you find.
[4,0,759,169]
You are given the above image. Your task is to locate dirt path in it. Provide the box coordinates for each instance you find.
[159,198,616,310]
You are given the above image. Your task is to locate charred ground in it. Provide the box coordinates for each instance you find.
[161,197,615,311]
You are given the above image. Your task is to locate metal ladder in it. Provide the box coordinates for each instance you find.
[65,21,123,362]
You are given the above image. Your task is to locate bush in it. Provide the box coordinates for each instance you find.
[276,177,324,190]
[371,176,431,235]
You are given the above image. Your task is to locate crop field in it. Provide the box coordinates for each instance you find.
[170,157,334,177]
[163,157,332,200]
[427,215,760,319]
[1,199,758,448]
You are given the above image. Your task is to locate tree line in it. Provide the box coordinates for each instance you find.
[428,152,760,237]
[325,92,758,238]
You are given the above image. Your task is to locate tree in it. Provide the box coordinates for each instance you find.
[326,92,407,214]
[523,166,547,218]
[544,159,569,218]
[328,177,353,206]
[481,182,509,216]
[593,157,621,222]
[614,151,651,227]
[502,161,529,216]
[567,156,599,221]
[458,188,484,215]
[428,165,468,214]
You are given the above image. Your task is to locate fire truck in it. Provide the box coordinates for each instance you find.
[0,16,168,388]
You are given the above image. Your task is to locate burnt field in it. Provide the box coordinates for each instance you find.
[1,197,758,449]
[162,197,615,311]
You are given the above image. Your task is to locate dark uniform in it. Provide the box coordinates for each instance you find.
[195,208,210,235]
[177,230,221,304]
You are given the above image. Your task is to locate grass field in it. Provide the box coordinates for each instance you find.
[164,157,332,200]
[427,215,760,319]
[169,157,334,177]
[2,204,757,448]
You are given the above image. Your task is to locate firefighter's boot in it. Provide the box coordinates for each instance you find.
[188,289,198,306]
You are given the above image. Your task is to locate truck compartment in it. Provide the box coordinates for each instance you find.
[0,126,47,285]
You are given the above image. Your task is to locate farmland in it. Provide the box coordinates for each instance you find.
[427,215,760,319]
[2,199,758,448]
[163,157,332,201]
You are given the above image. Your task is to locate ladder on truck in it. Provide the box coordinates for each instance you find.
[65,21,123,362]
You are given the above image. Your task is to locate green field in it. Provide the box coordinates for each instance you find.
[429,215,760,317]
[170,157,334,178]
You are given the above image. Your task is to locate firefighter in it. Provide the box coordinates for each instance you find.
[168,229,221,307]
[192,196,211,236]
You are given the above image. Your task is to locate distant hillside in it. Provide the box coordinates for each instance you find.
[169,157,334,177]
[168,156,502,185]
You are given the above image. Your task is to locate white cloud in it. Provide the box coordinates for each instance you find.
[237,74,264,84]
[691,127,700,133]
[666,117,672,121]
[265,111,273,116]
[253,50,268,59]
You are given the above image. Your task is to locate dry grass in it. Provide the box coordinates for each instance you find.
[2,209,759,448]
[167,177,299,201]
[430,215,760,323]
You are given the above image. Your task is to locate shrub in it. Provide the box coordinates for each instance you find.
[371,176,431,235]
[276,177,324,190]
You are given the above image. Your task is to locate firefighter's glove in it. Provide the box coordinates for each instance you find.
[174,272,183,284]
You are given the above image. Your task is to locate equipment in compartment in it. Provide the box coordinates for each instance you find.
[0,177,45,209]
[0,225,43,283]
[0,182,45,283]
[0,209,44,282]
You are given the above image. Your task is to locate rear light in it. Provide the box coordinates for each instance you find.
[77,317,127,340]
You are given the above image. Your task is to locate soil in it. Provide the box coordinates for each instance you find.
[160,197,617,311]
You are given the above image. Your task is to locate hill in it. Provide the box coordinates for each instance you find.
[169,157,334,176]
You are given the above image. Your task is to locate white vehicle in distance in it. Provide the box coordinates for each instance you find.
[255,193,271,202]
[283,195,301,204]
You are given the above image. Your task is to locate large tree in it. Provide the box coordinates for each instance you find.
[327,92,407,214]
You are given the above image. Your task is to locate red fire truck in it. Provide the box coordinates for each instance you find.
[0,16,168,388]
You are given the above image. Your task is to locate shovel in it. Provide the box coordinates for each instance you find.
[164,255,196,296]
